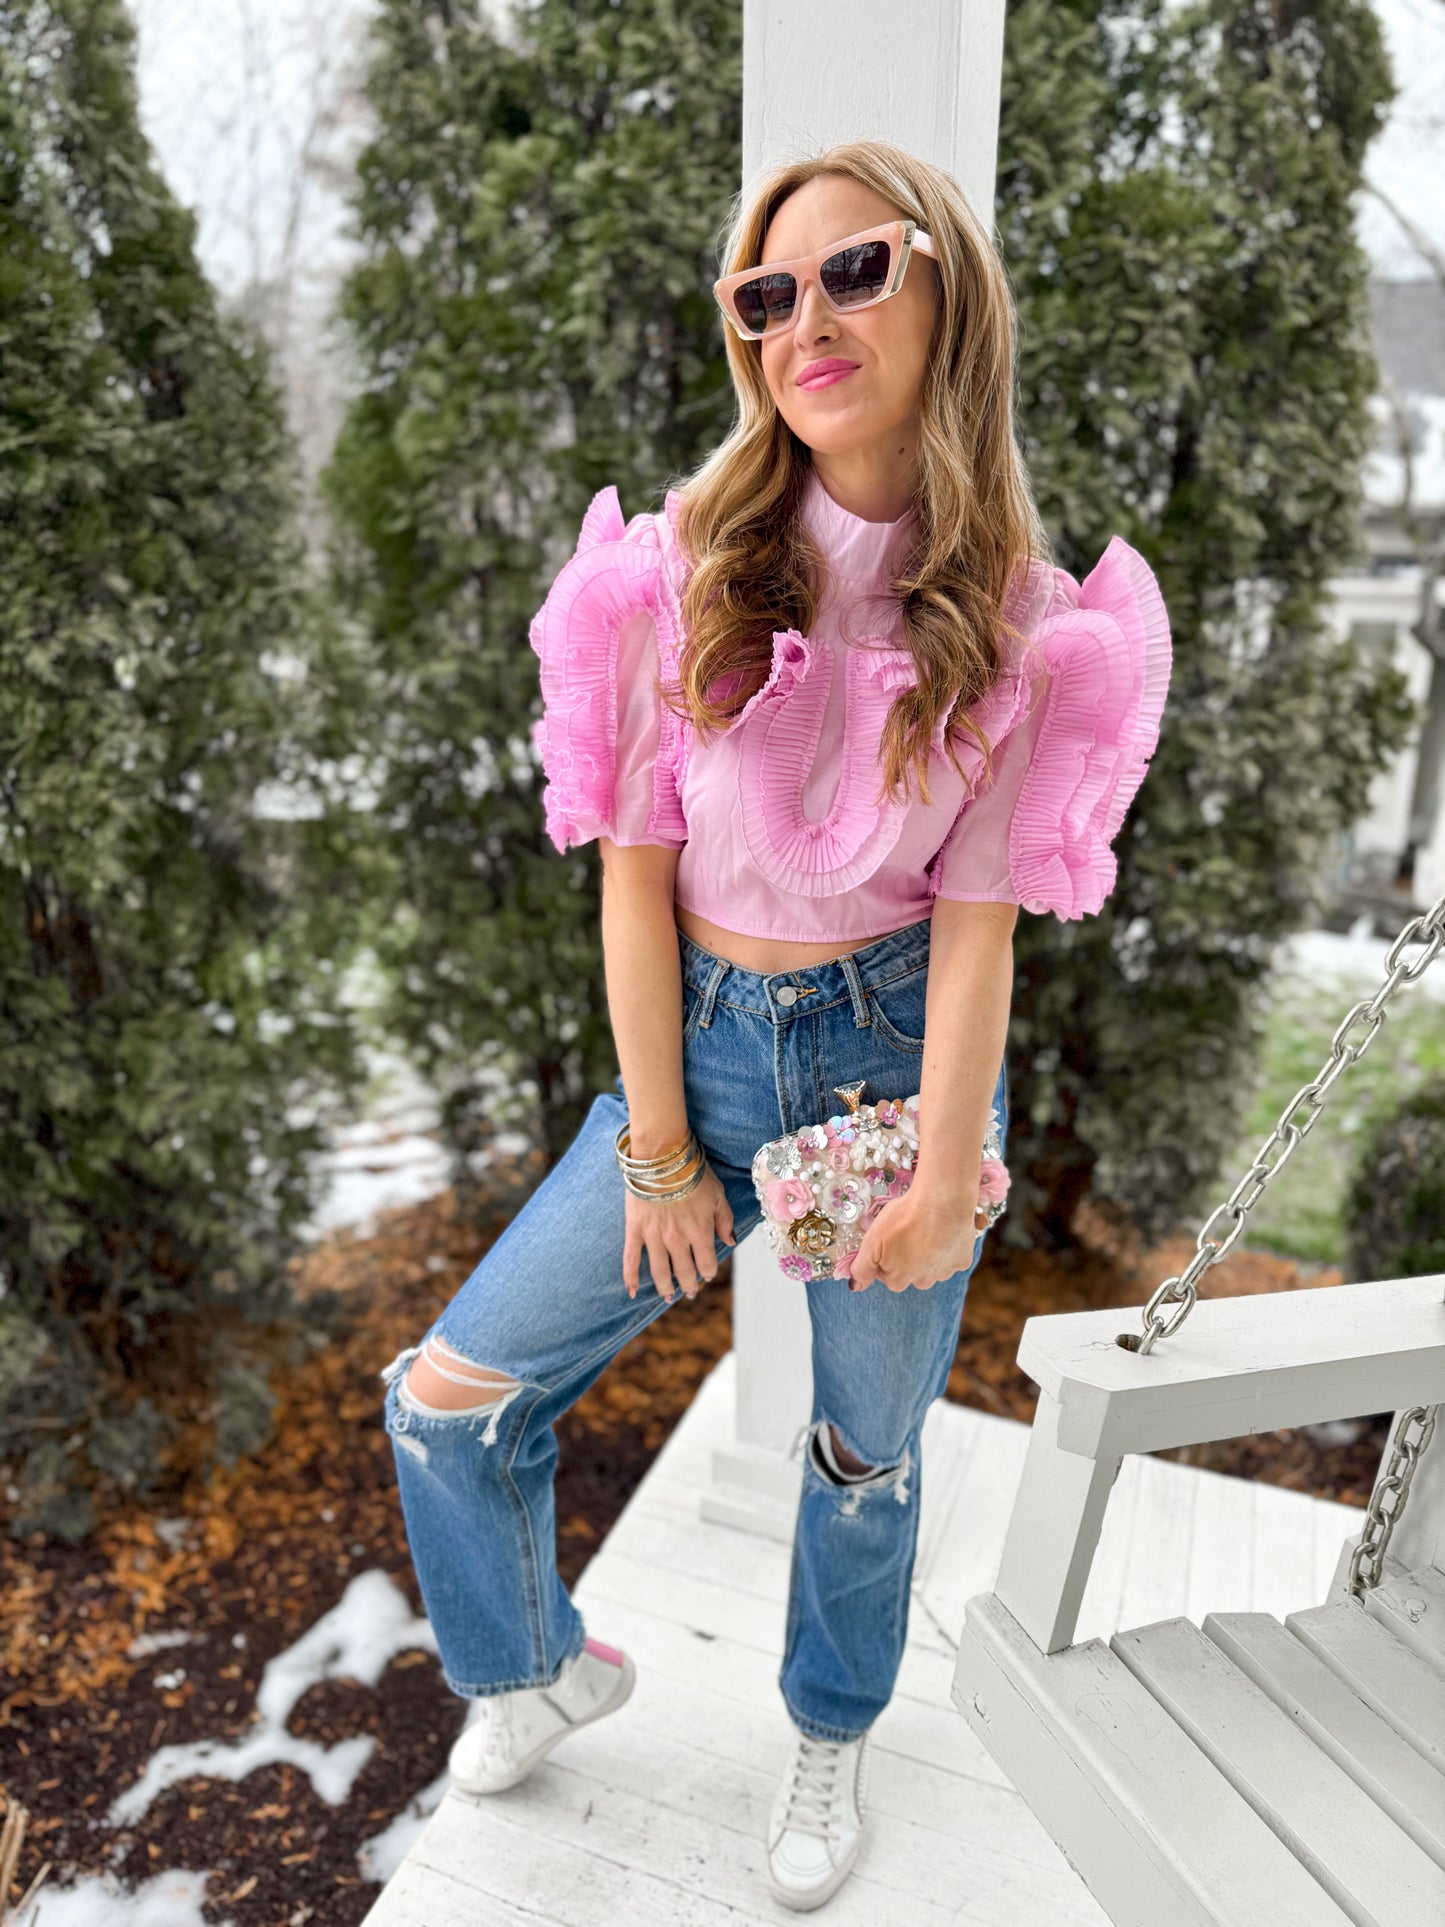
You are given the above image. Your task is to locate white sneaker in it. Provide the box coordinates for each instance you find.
[766,1726,870,1911]
[447,1636,636,1795]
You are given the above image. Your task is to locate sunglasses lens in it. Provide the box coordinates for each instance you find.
[726,232,901,336]
[733,272,798,336]
[821,238,894,310]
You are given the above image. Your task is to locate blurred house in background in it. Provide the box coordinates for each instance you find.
[1328,276,1445,927]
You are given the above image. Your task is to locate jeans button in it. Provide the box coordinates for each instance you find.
[775,985,798,1006]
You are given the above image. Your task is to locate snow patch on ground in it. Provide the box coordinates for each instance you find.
[297,1034,536,1242]
[107,1570,436,1826]
[19,1866,229,1927]
[355,1760,455,1885]
[354,1694,491,1884]
[1270,918,1445,1004]
[124,1628,195,1659]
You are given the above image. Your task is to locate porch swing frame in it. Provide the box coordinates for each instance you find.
[951,892,1445,1927]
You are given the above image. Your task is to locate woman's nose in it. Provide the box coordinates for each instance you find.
[791,275,837,344]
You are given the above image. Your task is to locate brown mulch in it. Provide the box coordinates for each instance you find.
[0,1162,1391,1927]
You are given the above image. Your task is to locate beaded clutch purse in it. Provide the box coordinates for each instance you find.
[749,1079,1009,1284]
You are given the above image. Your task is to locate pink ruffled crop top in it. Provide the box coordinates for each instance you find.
[528,467,1172,941]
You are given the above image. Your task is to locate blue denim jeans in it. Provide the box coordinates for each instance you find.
[381,914,1008,1744]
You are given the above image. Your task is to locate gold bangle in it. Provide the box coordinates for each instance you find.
[612,1125,697,1163]
[624,1159,706,1203]
[620,1142,703,1186]
[614,1123,695,1171]
[615,1124,707,1201]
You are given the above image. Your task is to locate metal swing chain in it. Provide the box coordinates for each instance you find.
[1345,1402,1438,1597]
[1128,888,1445,1358]
[1127,892,1445,1593]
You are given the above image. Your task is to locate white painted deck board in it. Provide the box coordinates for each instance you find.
[365,1348,1367,1926]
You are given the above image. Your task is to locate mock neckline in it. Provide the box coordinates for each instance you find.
[798,466,919,589]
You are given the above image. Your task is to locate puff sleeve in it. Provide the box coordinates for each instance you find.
[527,486,689,854]
[927,536,1172,920]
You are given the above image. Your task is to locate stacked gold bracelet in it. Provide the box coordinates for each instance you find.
[614,1123,707,1202]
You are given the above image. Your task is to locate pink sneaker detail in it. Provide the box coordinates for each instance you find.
[583,1635,625,1667]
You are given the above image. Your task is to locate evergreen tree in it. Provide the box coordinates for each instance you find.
[0,0,366,1537]
[997,0,1417,1248]
[323,0,742,1168]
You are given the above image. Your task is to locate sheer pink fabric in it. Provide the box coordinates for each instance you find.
[527,467,1172,937]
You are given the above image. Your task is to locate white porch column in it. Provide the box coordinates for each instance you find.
[700,0,1008,1541]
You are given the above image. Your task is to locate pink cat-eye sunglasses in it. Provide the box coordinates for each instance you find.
[713,219,938,341]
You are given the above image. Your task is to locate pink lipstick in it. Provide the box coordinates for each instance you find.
[797,358,859,391]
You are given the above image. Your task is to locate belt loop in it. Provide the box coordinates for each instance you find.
[839,955,870,1029]
[697,957,727,1027]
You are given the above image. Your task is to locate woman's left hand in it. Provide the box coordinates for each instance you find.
[845,1190,984,1294]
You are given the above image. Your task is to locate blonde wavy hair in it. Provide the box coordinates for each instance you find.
[662,138,1051,810]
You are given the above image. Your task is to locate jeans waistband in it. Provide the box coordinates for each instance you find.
[676,918,931,1027]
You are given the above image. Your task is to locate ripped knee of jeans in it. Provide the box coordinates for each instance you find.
[379,1334,527,1450]
[797,1418,913,1513]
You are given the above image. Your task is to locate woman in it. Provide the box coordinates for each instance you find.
[381,139,1171,1912]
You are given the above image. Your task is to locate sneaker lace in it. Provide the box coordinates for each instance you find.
[781,1734,848,1841]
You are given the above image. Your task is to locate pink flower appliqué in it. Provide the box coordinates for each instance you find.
[780,1253,813,1282]
[766,1176,814,1222]
[978,1157,1010,1205]
[826,1146,852,1174]
[822,1176,867,1217]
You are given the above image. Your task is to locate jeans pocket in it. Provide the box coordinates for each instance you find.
[864,965,928,1053]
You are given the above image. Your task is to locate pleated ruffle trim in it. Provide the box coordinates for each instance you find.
[999,536,1173,920]
[526,486,689,853]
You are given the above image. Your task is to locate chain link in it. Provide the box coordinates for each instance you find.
[1127,891,1445,1358]
[1346,1404,1439,1595]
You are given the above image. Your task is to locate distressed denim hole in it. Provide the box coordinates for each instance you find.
[381,1335,526,1447]
[806,1419,913,1515]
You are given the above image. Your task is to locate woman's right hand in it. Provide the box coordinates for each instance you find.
[623,1161,736,1302]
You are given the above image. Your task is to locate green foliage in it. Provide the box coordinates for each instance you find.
[323,0,742,1165]
[0,0,369,1530]
[1205,961,1445,1264]
[214,1363,278,1467]
[997,0,1419,1246]
[1344,1076,1445,1283]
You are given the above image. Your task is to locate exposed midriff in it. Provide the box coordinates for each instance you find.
[672,900,905,975]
